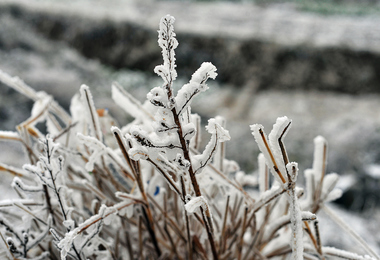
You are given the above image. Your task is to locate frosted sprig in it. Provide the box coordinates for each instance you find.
[80,84,102,140]
[154,15,178,92]
[57,204,117,260]
[176,62,217,116]
[77,133,109,171]
[193,118,230,175]
[185,196,209,213]
[23,137,64,191]
[251,119,289,185]
[12,177,44,193]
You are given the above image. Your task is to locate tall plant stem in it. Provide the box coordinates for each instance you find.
[181,176,193,260]
[130,160,161,257]
[113,132,161,257]
[171,107,219,260]
[160,16,218,258]
[45,141,82,260]
[43,184,55,225]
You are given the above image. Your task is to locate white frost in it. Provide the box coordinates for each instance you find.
[128,147,149,161]
[0,69,39,100]
[258,153,268,193]
[206,118,230,142]
[288,189,304,260]
[302,169,315,210]
[175,62,217,115]
[312,135,327,184]
[323,247,377,260]
[251,124,285,185]
[235,171,258,187]
[155,14,178,83]
[192,118,230,174]
[286,162,299,183]
[77,133,107,171]
[80,85,102,141]
[0,130,20,141]
[268,116,292,182]
[112,82,153,120]
[321,173,339,199]
[324,188,343,202]
[185,196,208,213]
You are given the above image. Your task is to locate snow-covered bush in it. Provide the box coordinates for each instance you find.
[0,14,378,260]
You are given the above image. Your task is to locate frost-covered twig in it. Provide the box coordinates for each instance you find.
[111,128,162,257]
[112,82,154,121]
[323,247,377,260]
[251,123,287,184]
[287,163,303,260]
[80,85,102,141]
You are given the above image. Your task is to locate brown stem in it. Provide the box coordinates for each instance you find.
[237,207,248,260]
[181,176,193,260]
[314,221,323,257]
[171,106,218,260]
[163,193,183,260]
[148,194,187,242]
[147,158,181,196]
[131,160,161,257]
[141,206,161,256]
[258,129,286,184]
[313,142,327,212]
[113,131,161,256]
[219,195,230,254]
[43,184,55,225]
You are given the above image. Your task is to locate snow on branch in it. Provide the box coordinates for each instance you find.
[176,62,217,116]
[80,85,102,141]
[77,133,107,171]
[286,162,303,260]
[206,118,230,142]
[12,177,43,193]
[258,153,269,193]
[185,196,209,214]
[263,211,316,242]
[155,14,178,93]
[268,116,292,179]
[251,124,287,185]
[0,69,39,101]
[0,131,20,142]
[323,247,376,260]
[56,203,120,260]
[112,82,154,120]
[0,163,29,178]
[313,136,327,182]
[193,118,230,175]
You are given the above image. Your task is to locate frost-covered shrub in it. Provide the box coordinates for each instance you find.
[0,15,378,260]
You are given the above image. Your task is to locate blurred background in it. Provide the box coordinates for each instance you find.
[0,0,380,254]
